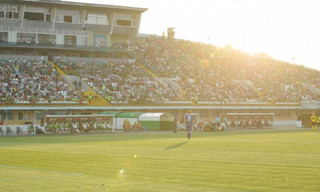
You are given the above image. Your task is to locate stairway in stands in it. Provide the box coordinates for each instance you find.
[157,77,182,91]
[137,62,158,78]
[137,62,182,91]
[51,62,110,106]
[61,75,91,92]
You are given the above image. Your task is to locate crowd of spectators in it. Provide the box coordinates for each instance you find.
[2,35,320,105]
[0,58,81,104]
[212,48,318,102]
[55,35,320,104]
[134,36,261,102]
[133,35,320,103]
[57,59,185,104]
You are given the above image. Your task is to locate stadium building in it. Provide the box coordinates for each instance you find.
[0,0,318,132]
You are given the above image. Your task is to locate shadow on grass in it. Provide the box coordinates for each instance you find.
[166,141,188,150]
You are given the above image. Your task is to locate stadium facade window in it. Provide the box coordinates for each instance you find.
[46,14,51,22]
[56,10,80,23]
[64,15,72,23]
[87,15,95,24]
[86,14,108,25]
[116,19,131,27]
[6,11,12,18]
[17,33,36,44]
[64,35,76,45]
[0,32,8,43]
[18,112,31,121]
[3,11,19,19]
[7,111,13,120]
[35,111,43,121]
[13,12,19,19]
[18,112,23,120]
[0,5,19,19]
[24,12,44,21]
[37,34,56,44]
[1,111,13,121]
[97,15,107,25]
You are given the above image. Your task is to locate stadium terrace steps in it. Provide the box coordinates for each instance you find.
[50,62,67,76]
[61,75,91,92]
[137,62,158,78]
[50,61,108,106]
[157,78,182,91]
[138,61,183,93]
[50,61,91,91]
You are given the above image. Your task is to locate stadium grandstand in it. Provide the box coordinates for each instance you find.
[1,0,320,134]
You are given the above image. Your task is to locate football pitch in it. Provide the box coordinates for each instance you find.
[0,129,319,192]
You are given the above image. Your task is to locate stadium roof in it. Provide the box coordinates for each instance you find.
[10,0,148,13]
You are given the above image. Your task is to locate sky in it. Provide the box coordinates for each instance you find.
[65,0,320,70]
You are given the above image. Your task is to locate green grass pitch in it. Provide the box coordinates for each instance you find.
[0,129,320,192]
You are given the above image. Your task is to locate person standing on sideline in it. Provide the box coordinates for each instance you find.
[310,113,317,131]
[185,110,193,140]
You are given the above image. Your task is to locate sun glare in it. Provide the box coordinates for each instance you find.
[64,0,320,69]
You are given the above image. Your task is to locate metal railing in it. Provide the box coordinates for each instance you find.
[0,26,90,36]
[0,19,138,35]
[55,23,83,30]
[22,20,52,30]
[113,26,137,34]
[0,42,133,52]
[0,54,48,61]
[16,27,52,34]
[84,24,111,32]
[0,18,21,28]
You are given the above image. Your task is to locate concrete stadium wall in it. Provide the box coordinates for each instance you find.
[0,54,48,61]
[273,120,298,128]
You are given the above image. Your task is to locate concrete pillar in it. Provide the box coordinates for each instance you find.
[108,12,115,35]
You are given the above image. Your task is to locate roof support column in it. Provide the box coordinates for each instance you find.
[109,12,115,35]
[51,7,57,31]
[81,9,87,30]
[20,4,26,29]
[133,14,141,35]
